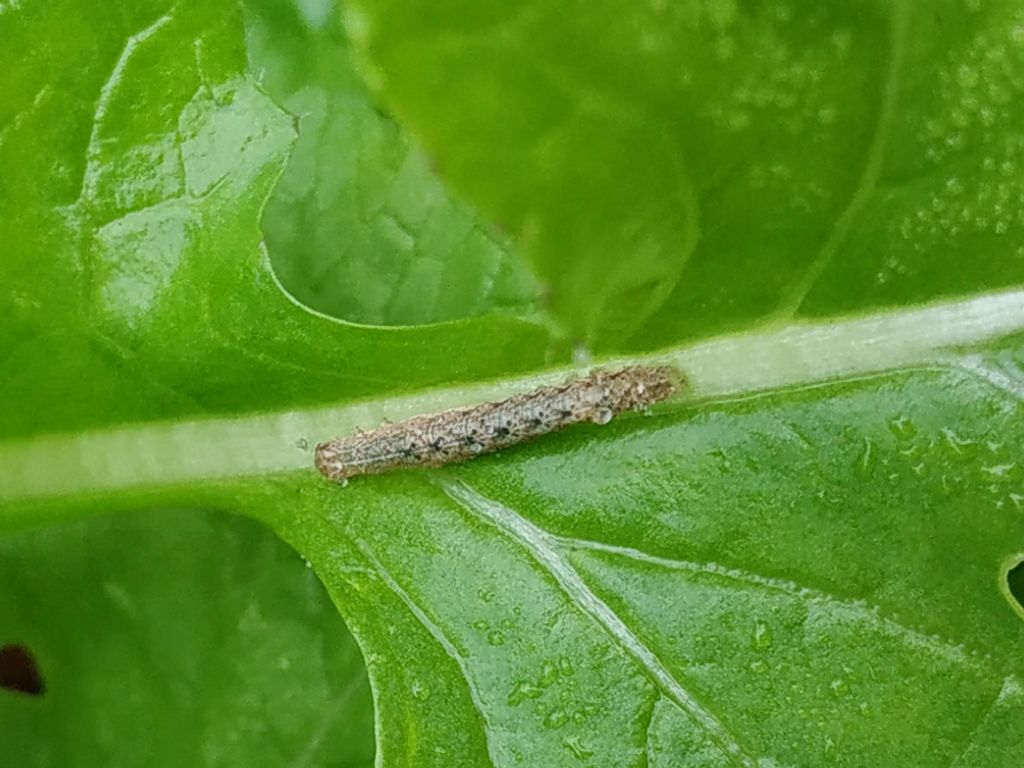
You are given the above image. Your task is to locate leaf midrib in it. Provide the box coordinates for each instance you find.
[2,289,1023,513]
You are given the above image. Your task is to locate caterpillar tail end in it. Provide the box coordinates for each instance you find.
[314,441,348,485]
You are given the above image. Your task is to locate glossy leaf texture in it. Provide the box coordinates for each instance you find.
[346,0,1024,347]
[3,1,1024,767]
[0,0,560,441]
[269,351,1024,767]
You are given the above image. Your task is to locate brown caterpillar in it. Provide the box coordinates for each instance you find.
[314,365,681,484]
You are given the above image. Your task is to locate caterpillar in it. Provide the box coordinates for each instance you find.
[314,365,681,484]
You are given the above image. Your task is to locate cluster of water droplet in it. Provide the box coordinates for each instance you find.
[904,8,1024,255]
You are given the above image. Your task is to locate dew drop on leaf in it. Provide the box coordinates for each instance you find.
[888,415,917,440]
[942,427,979,458]
[563,735,594,760]
[543,708,569,729]
[507,680,543,706]
[830,678,850,698]
[486,629,505,646]
[411,681,431,700]
[538,659,559,686]
[751,619,774,650]
[856,437,877,477]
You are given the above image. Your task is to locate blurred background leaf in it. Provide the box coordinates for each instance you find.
[0,509,374,768]
[245,0,543,326]
[346,0,1024,347]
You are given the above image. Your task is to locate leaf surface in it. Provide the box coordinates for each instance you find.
[249,326,1024,767]
[2,1,1024,767]
[0,0,559,441]
[245,0,541,325]
[0,509,374,767]
[346,0,1024,346]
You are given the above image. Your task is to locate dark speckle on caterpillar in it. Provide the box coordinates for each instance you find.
[314,365,682,485]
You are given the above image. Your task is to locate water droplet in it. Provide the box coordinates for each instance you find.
[564,735,594,760]
[724,109,749,130]
[471,619,489,631]
[888,415,916,440]
[543,708,569,729]
[507,680,543,706]
[477,588,496,603]
[709,447,732,475]
[941,428,979,462]
[856,437,877,477]
[411,681,431,700]
[956,65,979,89]
[982,463,1016,479]
[706,0,738,29]
[487,629,506,646]
[824,735,837,756]
[539,660,559,686]
[751,620,774,650]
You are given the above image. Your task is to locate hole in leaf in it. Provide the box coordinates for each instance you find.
[1007,558,1024,615]
[0,644,45,696]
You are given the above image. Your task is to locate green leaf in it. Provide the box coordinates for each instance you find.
[4,1,1024,767]
[0,509,373,767]
[4,307,1024,766]
[244,0,542,325]
[0,0,560,441]
[277,351,1024,765]
[345,0,1024,346]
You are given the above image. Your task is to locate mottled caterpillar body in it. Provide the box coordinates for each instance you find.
[314,365,680,484]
